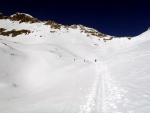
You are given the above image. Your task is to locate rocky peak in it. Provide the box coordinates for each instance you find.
[9,12,39,23]
[0,13,112,39]
[0,12,39,23]
[69,24,107,38]
[44,20,62,29]
[0,28,31,37]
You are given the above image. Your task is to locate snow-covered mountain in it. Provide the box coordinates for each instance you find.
[0,12,150,113]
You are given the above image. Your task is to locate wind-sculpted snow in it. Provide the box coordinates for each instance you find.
[0,14,150,113]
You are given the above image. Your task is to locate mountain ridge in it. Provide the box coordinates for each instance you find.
[0,12,134,39]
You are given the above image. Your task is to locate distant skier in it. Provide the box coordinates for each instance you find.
[95,59,97,62]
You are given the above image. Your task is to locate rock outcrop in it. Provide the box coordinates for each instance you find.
[10,13,39,23]
[0,28,6,33]
[69,24,107,38]
[45,20,61,29]
[0,28,31,37]
[0,12,115,39]
[0,13,4,19]
[0,13,39,23]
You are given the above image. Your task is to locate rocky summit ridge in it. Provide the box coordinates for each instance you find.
[0,12,133,41]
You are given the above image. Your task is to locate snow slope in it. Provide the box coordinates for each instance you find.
[0,13,150,113]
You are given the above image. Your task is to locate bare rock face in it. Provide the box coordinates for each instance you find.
[70,24,78,29]
[45,20,54,25]
[0,28,6,33]
[69,24,107,38]
[9,13,39,23]
[68,24,107,38]
[0,28,31,37]
[0,13,4,19]
[84,28,106,37]
[0,13,39,23]
[45,20,61,29]
[0,12,110,39]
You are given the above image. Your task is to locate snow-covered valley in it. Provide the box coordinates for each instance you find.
[0,13,150,113]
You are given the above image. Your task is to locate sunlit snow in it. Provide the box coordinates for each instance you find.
[0,17,150,113]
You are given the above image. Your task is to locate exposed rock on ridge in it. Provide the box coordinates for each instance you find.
[0,28,31,37]
[0,12,39,23]
[0,12,129,41]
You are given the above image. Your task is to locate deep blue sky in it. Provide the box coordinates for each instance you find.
[0,0,150,37]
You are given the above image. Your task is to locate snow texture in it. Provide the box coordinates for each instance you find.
[0,18,150,113]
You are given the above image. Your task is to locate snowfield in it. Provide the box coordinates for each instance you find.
[0,15,150,113]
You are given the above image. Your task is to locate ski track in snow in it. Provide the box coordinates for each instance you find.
[79,61,132,113]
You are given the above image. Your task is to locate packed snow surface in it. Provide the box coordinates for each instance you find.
[0,19,150,113]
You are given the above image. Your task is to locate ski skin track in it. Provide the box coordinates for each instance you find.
[79,61,130,113]
[79,61,105,113]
